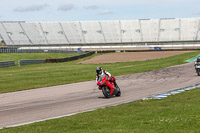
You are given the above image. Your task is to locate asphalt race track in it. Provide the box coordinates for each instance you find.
[0,62,199,128]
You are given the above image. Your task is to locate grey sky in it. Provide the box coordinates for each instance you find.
[14,4,49,12]
[84,5,99,10]
[99,10,113,15]
[57,4,74,11]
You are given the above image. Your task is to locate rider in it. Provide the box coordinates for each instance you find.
[195,57,200,65]
[194,57,200,71]
[96,66,117,86]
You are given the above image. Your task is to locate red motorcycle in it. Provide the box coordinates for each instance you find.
[97,74,121,98]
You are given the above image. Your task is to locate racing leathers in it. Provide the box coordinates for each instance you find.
[96,70,111,82]
[194,61,200,73]
[96,70,117,87]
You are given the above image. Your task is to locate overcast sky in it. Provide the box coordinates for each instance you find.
[0,0,200,22]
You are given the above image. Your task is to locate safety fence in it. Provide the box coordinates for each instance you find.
[46,51,95,63]
[0,47,77,54]
[19,59,46,66]
[0,60,15,68]
[7,51,95,67]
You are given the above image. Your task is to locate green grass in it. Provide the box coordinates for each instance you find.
[1,87,200,133]
[0,53,78,65]
[0,51,200,132]
[0,51,199,93]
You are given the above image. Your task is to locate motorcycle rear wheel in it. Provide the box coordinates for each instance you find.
[197,69,200,76]
[102,86,111,98]
[116,88,121,97]
[115,88,121,97]
[114,84,121,97]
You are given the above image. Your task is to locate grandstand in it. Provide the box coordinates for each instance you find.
[0,18,200,46]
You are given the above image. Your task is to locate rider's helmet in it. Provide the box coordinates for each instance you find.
[197,57,200,62]
[96,66,102,75]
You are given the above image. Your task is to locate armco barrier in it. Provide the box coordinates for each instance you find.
[0,60,15,68]
[19,51,95,66]
[0,47,76,53]
[46,51,95,63]
[19,59,46,66]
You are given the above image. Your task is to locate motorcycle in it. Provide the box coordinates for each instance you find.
[195,63,200,76]
[97,74,121,98]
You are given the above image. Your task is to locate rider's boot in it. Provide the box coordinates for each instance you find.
[114,82,117,87]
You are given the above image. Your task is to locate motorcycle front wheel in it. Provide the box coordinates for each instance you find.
[102,86,111,98]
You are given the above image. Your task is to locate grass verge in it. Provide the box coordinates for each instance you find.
[1,87,200,133]
[0,51,199,93]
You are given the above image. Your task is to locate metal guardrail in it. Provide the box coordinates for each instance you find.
[0,60,15,68]
[19,59,46,66]
[15,44,200,51]
[18,51,95,66]
[46,51,95,63]
[0,47,77,53]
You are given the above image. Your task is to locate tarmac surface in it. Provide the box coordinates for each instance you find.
[0,61,199,128]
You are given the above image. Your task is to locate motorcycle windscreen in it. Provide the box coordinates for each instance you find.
[99,74,106,83]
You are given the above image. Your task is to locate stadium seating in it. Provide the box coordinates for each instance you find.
[180,18,198,41]
[20,23,48,45]
[0,23,14,45]
[100,21,121,43]
[60,22,83,44]
[40,22,69,44]
[81,21,105,43]
[159,18,180,41]
[3,23,31,45]
[121,20,142,42]
[140,19,160,42]
[0,18,200,46]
